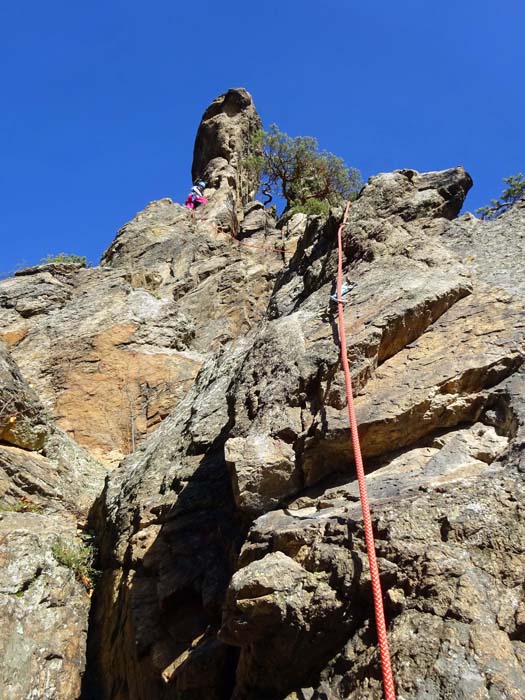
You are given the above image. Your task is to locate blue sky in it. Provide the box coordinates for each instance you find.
[1,0,523,274]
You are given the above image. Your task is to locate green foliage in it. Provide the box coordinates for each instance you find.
[476,173,525,220]
[246,124,362,214]
[40,253,88,266]
[52,538,97,590]
[289,199,331,216]
[288,190,360,216]
[0,498,43,514]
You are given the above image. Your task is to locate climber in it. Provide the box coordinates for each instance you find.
[185,180,209,210]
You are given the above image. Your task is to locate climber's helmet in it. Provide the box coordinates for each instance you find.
[196,180,206,190]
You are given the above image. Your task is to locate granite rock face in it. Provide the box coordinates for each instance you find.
[192,87,262,222]
[0,92,281,467]
[2,86,525,700]
[439,199,525,299]
[0,339,50,450]
[0,341,106,700]
[90,162,525,699]
[0,87,290,700]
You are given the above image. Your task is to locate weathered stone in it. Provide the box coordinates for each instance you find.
[88,162,525,699]
[0,196,282,465]
[89,335,255,699]
[220,551,346,697]
[0,341,105,700]
[238,202,276,240]
[4,86,525,700]
[0,265,76,318]
[439,199,525,300]
[302,285,524,479]
[225,435,299,516]
[0,339,50,450]
[0,512,91,700]
[192,87,262,218]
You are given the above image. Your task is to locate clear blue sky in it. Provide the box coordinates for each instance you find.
[1,0,523,274]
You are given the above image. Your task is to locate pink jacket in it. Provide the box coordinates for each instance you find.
[185,194,208,210]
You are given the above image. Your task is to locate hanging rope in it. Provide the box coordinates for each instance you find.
[335,202,397,700]
[192,196,397,696]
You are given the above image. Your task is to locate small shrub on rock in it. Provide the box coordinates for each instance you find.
[52,538,97,590]
[40,253,88,266]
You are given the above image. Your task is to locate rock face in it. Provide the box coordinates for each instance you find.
[192,87,262,223]
[0,87,288,700]
[438,199,525,299]
[0,89,279,467]
[88,160,525,699]
[0,340,106,700]
[2,87,525,700]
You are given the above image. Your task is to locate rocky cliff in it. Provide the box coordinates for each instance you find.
[1,88,524,700]
[0,338,105,698]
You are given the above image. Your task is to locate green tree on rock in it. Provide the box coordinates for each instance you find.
[246,124,362,215]
[476,173,525,220]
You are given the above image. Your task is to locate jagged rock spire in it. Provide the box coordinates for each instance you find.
[191,88,262,226]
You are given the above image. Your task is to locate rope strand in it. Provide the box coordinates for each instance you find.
[336,202,397,700]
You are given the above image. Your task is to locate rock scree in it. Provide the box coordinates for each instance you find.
[1,87,524,700]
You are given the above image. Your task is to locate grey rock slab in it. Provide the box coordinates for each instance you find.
[225,434,300,516]
[439,200,525,300]
[0,512,91,700]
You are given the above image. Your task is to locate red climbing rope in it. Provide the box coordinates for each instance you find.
[336,202,397,700]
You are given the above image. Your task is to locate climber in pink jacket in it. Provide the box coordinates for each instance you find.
[185,180,209,209]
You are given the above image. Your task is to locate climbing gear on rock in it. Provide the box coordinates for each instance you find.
[335,202,397,700]
[330,280,356,304]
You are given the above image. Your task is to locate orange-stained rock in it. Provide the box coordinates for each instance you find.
[0,328,28,347]
[0,201,284,465]
[53,323,201,464]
